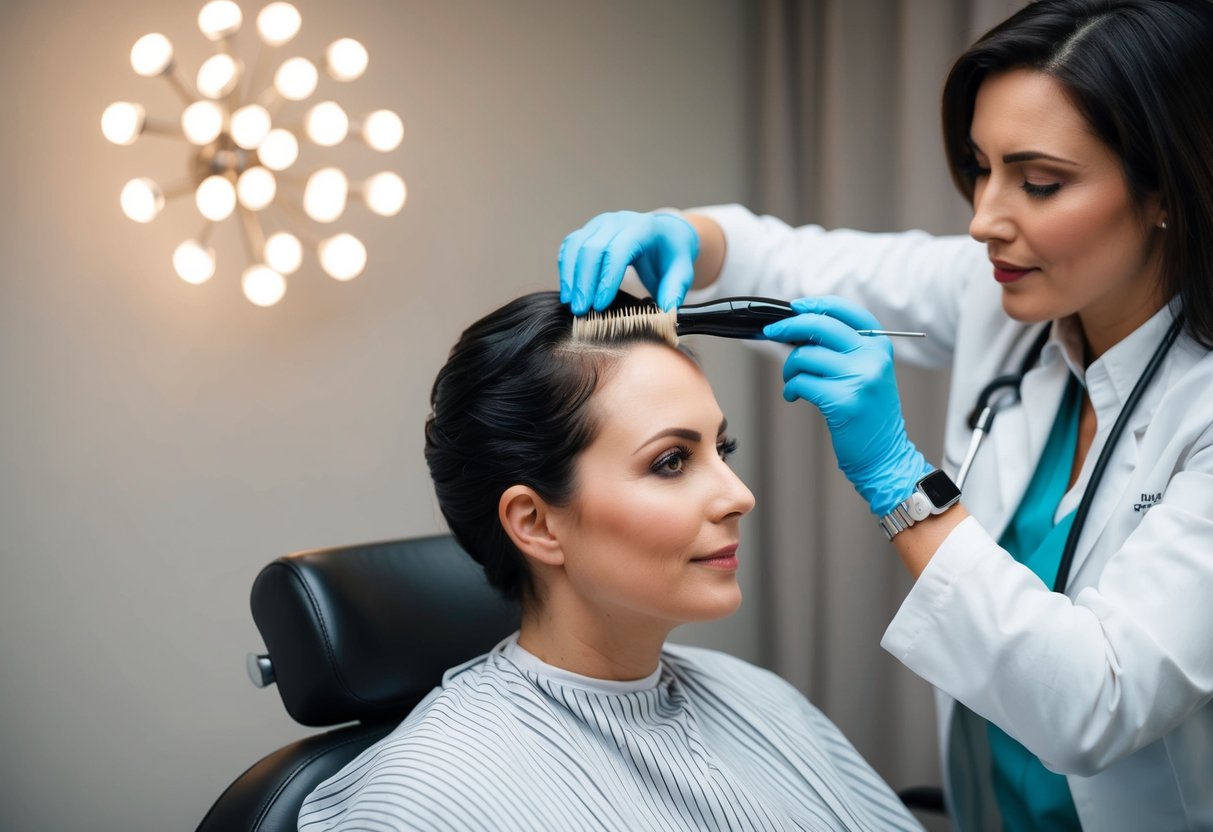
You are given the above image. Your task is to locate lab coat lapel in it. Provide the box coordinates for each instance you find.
[1063,311,1181,589]
[1063,361,1169,589]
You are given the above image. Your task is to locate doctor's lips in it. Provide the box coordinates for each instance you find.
[991,259,1035,284]
[692,544,740,570]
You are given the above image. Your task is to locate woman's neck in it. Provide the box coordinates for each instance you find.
[517,597,671,681]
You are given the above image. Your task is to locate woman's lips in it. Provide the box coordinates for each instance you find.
[992,261,1034,284]
[693,545,739,571]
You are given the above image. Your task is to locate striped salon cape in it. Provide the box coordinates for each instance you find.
[298,635,922,831]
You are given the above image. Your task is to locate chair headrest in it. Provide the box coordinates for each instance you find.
[251,534,522,727]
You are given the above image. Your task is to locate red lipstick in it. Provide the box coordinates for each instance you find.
[992,260,1034,284]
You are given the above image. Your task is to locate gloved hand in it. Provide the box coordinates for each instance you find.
[763,296,933,517]
[558,210,699,314]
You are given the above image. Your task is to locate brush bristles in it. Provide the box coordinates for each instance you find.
[571,307,679,346]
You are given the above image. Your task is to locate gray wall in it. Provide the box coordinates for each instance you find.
[0,1,757,828]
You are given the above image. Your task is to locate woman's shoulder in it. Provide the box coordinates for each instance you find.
[298,655,552,830]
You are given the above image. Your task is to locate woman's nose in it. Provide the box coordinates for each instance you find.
[716,462,756,520]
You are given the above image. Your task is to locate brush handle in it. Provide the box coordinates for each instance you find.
[676,297,926,339]
[675,297,796,339]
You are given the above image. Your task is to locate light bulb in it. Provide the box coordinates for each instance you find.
[242,264,286,306]
[173,240,216,284]
[236,167,277,210]
[101,102,145,146]
[318,233,367,281]
[304,101,348,147]
[325,38,368,82]
[230,104,271,149]
[198,0,243,40]
[130,33,173,77]
[274,57,317,101]
[196,53,240,99]
[363,172,406,217]
[195,175,237,221]
[362,110,403,152]
[120,177,164,223]
[303,167,348,223]
[256,128,299,171]
[257,2,301,46]
[264,231,303,274]
[181,100,224,145]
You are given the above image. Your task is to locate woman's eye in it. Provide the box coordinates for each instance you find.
[651,447,692,477]
[717,437,738,460]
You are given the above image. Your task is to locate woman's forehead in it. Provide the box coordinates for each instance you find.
[589,344,722,439]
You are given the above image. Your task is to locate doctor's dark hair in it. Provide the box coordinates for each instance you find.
[942,0,1213,347]
[424,290,689,603]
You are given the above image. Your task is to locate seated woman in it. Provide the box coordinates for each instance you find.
[298,291,920,832]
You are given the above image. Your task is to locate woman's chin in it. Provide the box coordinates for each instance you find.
[683,585,743,622]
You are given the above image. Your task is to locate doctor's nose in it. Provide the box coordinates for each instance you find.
[968,180,1015,244]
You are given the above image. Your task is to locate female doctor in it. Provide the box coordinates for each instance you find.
[558,0,1213,829]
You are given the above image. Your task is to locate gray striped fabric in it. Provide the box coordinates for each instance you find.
[298,635,922,831]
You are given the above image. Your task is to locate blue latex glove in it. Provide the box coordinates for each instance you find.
[763,296,934,517]
[558,210,699,314]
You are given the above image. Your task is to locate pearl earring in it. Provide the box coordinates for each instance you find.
[1159,220,1168,229]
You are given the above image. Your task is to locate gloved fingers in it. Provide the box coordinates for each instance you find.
[569,215,635,315]
[780,371,836,406]
[654,251,695,311]
[590,219,665,311]
[763,310,874,353]
[780,342,854,383]
[790,295,885,331]
[558,214,611,308]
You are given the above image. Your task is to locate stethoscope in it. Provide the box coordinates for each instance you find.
[954,315,1184,593]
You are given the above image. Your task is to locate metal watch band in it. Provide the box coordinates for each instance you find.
[878,503,919,541]
[878,470,962,541]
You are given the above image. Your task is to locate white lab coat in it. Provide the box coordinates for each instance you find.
[690,204,1213,831]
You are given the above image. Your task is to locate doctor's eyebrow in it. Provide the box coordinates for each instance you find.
[967,139,1078,166]
[1002,150,1079,165]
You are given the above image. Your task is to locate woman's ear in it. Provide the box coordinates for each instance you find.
[499,485,565,567]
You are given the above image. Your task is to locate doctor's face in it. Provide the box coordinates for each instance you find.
[546,343,755,628]
[967,69,1166,354]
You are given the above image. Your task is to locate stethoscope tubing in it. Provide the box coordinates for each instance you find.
[955,316,1183,593]
[1051,316,1182,591]
[956,374,1025,489]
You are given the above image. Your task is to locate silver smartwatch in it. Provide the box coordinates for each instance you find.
[878,470,961,541]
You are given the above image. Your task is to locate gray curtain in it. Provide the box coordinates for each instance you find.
[748,0,1025,793]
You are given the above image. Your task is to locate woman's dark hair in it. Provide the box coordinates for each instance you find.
[424,290,690,603]
[942,0,1213,346]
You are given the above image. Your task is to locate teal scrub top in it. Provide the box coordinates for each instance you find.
[986,376,1083,831]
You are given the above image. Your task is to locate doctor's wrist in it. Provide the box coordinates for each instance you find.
[859,448,935,517]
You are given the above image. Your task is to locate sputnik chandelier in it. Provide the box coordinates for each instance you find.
[101,1,406,306]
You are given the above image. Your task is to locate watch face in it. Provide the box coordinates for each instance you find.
[920,470,961,507]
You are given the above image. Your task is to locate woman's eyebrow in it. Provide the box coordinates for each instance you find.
[634,418,729,454]
[635,428,701,453]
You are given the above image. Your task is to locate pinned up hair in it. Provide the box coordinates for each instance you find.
[424,290,692,602]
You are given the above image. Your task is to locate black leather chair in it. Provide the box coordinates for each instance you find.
[196,534,521,832]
